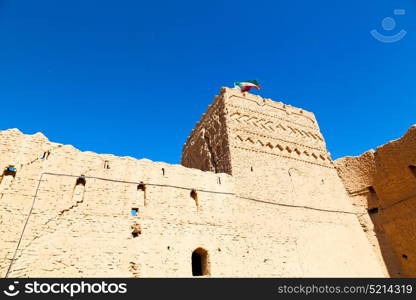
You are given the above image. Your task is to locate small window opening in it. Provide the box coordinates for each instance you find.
[104,160,110,169]
[131,208,139,216]
[192,248,209,276]
[190,189,198,201]
[137,182,146,191]
[162,168,165,176]
[408,165,416,177]
[137,182,147,206]
[76,175,86,186]
[250,166,253,172]
[3,166,17,177]
[72,176,86,203]
[131,222,141,237]
[190,189,199,209]
[402,254,408,260]
[218,177,221,184]
[366,186,380,212]
[41,151,50,160]
[368,207,379,214]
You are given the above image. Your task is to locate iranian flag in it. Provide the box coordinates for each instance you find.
[234,80,261,92]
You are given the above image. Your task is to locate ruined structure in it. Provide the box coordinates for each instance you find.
[0,87,411,277]
[335,126,416,278]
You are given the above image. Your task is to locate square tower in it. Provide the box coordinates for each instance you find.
[182,87,350,210]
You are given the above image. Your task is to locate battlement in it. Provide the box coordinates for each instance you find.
[182,87,331,180]
[222,87,317,124]
[183,88,318,148]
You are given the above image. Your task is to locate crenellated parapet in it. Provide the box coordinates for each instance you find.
[182,87,333,176]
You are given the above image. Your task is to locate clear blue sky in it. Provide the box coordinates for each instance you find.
[0,0,414,164]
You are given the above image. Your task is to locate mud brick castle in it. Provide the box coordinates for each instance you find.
[0,87,414,277]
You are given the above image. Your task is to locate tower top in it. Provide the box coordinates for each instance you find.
[182,87,330,176]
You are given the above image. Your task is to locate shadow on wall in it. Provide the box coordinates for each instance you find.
[335,126,416,278]
[363,187,402,277]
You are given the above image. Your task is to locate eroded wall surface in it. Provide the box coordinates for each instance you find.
[0,126,384,277]
[0,88,388,277]
[0,129,235,277]
[182,94,231,174]
[182,88,385,277]
[335,126,416,277]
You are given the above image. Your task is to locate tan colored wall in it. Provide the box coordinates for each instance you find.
[182,93,231,174]
[0,88,388,277]
[335,126,416,277]
[0,129,235,277]
[182,88,386,277]
[0,126,384,277]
